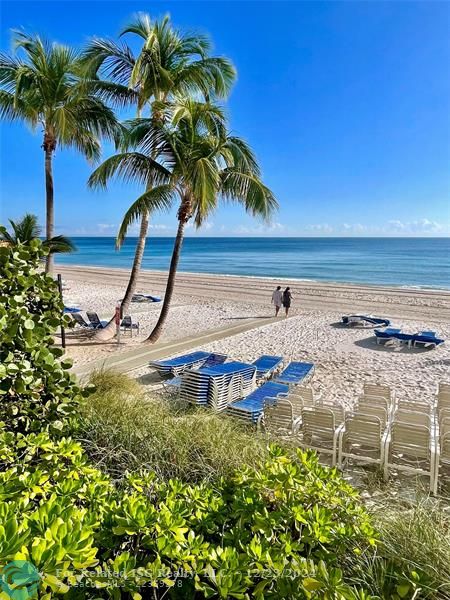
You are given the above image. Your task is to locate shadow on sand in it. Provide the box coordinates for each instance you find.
[354,337,436,353]
[136,372,164,386]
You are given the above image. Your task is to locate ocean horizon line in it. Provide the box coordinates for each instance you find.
[54,237,450,290]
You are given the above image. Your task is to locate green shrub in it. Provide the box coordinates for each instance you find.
[0,240,84,434]
[0,421,377,598]
[346,499,450,599]
[79,369,270,482]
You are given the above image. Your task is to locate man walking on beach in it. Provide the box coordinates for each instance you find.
[272,286,283,316]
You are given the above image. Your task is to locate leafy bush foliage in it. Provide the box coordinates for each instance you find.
[0,240,83,434]
[0,243,441,599]
[0,421,377,598]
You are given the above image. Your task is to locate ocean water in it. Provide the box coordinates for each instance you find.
[55,237,450,290]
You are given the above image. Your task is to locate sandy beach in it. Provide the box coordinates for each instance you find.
[60,265,450,407]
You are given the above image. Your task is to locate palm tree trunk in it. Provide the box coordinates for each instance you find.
[93,210,150,341]
[44,147,54,274]
[146,216,186,343]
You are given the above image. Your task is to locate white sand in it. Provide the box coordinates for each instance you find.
[60,266,450,406]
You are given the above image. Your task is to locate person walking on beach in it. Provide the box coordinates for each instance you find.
[282,286,292,317]
[272,285,283,316]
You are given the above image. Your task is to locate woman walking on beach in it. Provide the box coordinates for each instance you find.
[282,287,292,316]
[272,286,283,316]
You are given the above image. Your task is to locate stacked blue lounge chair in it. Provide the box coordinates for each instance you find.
[227,381,289,423]
[164,353,228,390]
[342,315,390,327]
[275,362,315,385]
[252,355,283,380]
[150,350,211,378]
[180,362,256,411]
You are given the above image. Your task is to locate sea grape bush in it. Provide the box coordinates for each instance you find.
[0,422,378,599]
[0,240,84,433]
[0,241,426,599]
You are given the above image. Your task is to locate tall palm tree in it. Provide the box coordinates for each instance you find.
[90,100,278,343]
[0,32,120,273]
[82,14,236,339]
[0,213,76,255]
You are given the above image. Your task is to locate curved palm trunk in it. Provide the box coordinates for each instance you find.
[44,147,55,274]
[146,216,186,343]
[94,210,150,341]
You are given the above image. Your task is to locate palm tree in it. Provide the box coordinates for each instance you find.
[0,213,75,255]
[0,32,120,273]
[91,100,278,343]
[82,14,236,339]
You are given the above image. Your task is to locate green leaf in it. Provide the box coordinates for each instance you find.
[23,319,35,330]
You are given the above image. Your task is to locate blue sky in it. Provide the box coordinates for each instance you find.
[1,0,449,237]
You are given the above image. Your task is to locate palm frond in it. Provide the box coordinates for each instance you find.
[116,184,175,248]
[42,234,76,254]
[120,13,154,40]
[80,38,135,84]
[220,170,278,221]
[88,152,171,190]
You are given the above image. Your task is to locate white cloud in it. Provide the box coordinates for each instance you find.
[307,223,334,234]
[386,218,446,234]
[97,223,117,233]
[232,222,286,235]
[149,223,170,231]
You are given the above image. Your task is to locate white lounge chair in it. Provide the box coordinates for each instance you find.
[384,421,438,494]
[259,397,300,437]
[338,413,387,470]
[283,387,317,417]
[435,417,450,490]
[297,406,345,466]
[438,382,450,395]
[363,383,393,403]
[358,395,393,419]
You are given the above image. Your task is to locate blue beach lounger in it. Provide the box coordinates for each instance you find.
[252,355,283,380]
[342,315,390,327]
[411,332,444,348]
[163,353,228,391]
[275,362,315,385]
[227,381,289,423]
[374,328,402,344]
[132,294,161,303]
[150,350,211,377]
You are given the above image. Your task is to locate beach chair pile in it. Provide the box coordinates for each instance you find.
[180,362,256,411]
[374,328,445,348]
[149,351,211,378]
[435,382,450,486]
[258,380,450,493]
[227,381,289,423]
[226,361,315,424]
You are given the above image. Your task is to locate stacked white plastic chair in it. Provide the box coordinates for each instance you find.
[383,395,438,494]
[259,397,299,437]
[296,405,345,466]
[434,382,450,488]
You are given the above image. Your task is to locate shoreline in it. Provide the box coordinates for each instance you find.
[57,263,450,296]
[59,264,450,325]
